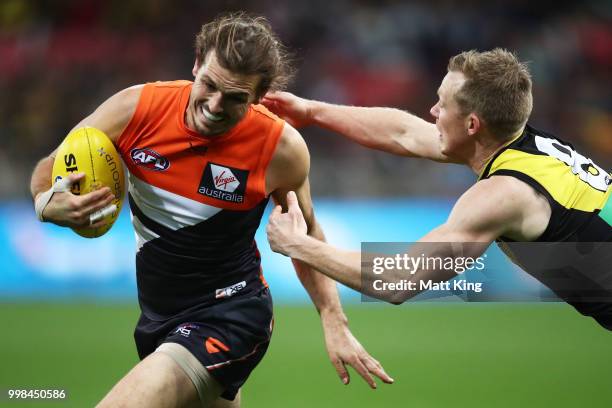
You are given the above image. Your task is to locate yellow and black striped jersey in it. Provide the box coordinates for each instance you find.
[479,124,611,242]
[478,125,612,329]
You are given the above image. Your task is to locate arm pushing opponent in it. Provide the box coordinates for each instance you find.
[264,49,555,306]
[267,173,549,303]
[267,124,393,386]
[261,91,455,162]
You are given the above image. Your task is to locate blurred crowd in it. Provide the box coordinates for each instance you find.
[1,0,611,199]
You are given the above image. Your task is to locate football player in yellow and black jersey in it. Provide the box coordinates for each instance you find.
[262,48,612,330]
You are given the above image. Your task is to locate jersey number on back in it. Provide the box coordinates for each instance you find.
[534,136,610,192]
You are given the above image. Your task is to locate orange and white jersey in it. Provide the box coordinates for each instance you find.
[116,80,283,320]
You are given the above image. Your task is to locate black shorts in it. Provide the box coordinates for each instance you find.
[595,314,612,330]
[134,287,273,400]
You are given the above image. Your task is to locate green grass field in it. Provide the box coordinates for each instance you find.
[1,302,611,407]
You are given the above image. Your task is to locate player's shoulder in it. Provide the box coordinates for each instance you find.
[452,175,551,239]
[136,80,191,105]
[147,80,192,90]
[274,123,309,164]
[114,84,145,107]
[93,81,188,140]
[454,177,536,228]
[73,84,145,144]
[465,175,544,211]
[251,103,282,121]
[476,174,532,193]
[266,123,310,191]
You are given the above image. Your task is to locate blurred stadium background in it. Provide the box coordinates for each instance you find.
[1,0,611,407]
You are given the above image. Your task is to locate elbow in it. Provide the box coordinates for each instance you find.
[387,295,408,305]
[368,277,418,305]
[386,290,414,305]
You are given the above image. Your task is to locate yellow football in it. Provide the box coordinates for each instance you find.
[52,127,125,238]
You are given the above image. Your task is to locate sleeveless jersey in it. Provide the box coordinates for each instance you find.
[117,80,284,320]
[479,124,612,324]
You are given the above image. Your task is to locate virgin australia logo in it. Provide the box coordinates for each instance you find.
[198,162,248,203]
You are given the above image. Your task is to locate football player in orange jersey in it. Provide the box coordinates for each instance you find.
[30,13,392,408]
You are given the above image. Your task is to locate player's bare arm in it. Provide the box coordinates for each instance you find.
[262,91,456,162]
[266,124,393,388]
[268,175,552,302]
[29,85,142,227]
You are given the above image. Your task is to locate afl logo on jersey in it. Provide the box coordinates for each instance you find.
[130,148,170,171]
[198,162,248,203]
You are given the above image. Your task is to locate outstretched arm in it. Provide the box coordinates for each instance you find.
[267,124,393,388]
[262,91,455,162]
[267,176,540,303]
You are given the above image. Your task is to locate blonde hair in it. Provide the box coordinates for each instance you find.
[448,48,533,138]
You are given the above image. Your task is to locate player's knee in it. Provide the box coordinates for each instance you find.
[156,342,225,407]
[96,351,201,408]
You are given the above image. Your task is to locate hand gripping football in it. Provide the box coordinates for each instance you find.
[52,127,125,238]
